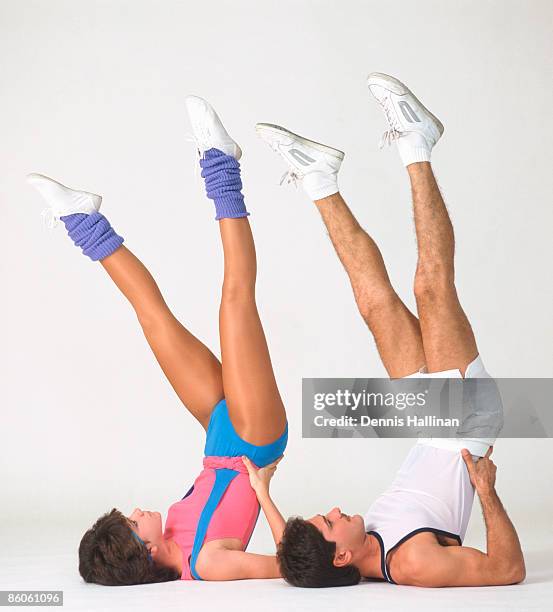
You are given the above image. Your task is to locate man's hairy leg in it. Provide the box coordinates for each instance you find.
[314,192,425,378]
[408,162,478,375]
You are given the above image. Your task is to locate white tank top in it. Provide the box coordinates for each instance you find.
[364,441,475,584]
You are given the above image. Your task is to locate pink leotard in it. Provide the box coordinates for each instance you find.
[163,456,259,580]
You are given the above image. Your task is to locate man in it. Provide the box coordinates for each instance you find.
[253,73,524,587]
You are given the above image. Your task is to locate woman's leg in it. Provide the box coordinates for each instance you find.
[101,245,223,429]
[27,173,223,428]
[218,218,287,445]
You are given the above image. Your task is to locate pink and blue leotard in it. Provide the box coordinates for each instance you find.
[163,399,288,580]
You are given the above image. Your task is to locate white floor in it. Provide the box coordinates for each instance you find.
[1,524,551,612]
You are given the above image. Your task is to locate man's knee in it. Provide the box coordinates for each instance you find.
[355,288,398,323]
[413,267,455,303]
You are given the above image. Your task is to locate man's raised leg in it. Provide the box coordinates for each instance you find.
[256,123,425,378]
[366,72,478,375]
[408,162,478,375]
[314,192,426,378]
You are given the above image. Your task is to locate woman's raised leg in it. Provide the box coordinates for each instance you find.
[218,218,287,445]
[26,172,223,429]
[184,96,286,444]
[100,245,223,429]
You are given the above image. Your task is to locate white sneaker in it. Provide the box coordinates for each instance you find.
[367,72,444,167]
[185,96,241,160]
[255,123,344,201]
[26,173,102,228]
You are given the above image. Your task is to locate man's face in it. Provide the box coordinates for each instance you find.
[307,507,366,558]
[127,508,163,546]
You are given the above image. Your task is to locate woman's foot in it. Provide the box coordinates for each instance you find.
[27,173,102,228]
[185,96,242,160]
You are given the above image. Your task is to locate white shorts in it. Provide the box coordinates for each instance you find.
[404,354,490,380]
[403,355,501,457]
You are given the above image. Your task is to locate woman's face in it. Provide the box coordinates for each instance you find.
[127,508,163,545]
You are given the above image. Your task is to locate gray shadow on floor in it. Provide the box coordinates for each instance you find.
[521,549,553,584]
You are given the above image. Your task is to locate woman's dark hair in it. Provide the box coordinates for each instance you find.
[277,517,361,587]
[78,508,180,586]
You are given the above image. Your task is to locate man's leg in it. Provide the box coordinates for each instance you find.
[366,72,478,376]
[409,163,478,375]
[314,193,426,378]
[255,124,425,378]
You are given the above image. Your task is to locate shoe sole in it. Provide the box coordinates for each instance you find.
[367,72,444,137]
[255,123,345,160]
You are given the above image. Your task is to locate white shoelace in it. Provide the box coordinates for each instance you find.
[279,169,301,188]
[184,133,204,184]
[378,98,403,149]
[263,139,303,188]
[379,128,402,149]
[41,207,59,229]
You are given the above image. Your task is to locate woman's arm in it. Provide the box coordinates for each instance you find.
[196,549,280,580]
[242,456,286,547]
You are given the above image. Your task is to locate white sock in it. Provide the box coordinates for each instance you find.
[302,172,339,201]
[396,132,432,167]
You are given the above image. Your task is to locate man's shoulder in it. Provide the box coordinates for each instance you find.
[388,531,455,584]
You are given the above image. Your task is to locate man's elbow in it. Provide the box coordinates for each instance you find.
[507,562,526,584]
[494,561,526,585]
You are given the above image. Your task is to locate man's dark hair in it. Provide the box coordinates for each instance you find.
[277,517,362,587]
[78,508,180,586]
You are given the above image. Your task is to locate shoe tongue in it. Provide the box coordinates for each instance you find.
[369,84,388,101]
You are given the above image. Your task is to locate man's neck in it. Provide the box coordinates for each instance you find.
[354,533,384,579]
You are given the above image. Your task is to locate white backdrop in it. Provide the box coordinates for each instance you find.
[2,0,552,561]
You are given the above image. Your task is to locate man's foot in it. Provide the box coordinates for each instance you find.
[255,123,344,201]
[185,96,241,160]
[367,72,444,167]
[26,173,102,228]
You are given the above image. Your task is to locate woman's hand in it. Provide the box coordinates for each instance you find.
[242,455,283,496]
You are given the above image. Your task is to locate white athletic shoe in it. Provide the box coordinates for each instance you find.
[255,123,344,201]
[184,95,241,160]
[26,173,102,229]
[367,72,444,167]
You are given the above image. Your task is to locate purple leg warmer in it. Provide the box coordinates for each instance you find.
[60,212,124,261]
[199,148,249,221]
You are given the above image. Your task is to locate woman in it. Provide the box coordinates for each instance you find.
[27,97,288,584]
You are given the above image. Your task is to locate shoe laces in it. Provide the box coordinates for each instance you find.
[378,96,403,149]
[279,169,301,188]
[184,133,204,183]
[262,137,302,188]
[379,128,402,149]
[41,207,59,229]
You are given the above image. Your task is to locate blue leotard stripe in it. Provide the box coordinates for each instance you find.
[190,468,239,580]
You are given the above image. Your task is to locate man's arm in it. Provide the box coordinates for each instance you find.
[405,447,525,587]
[242,456,286,546]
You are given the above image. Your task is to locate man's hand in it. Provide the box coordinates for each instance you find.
[461,446,497,496]
[242,455,283,496]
